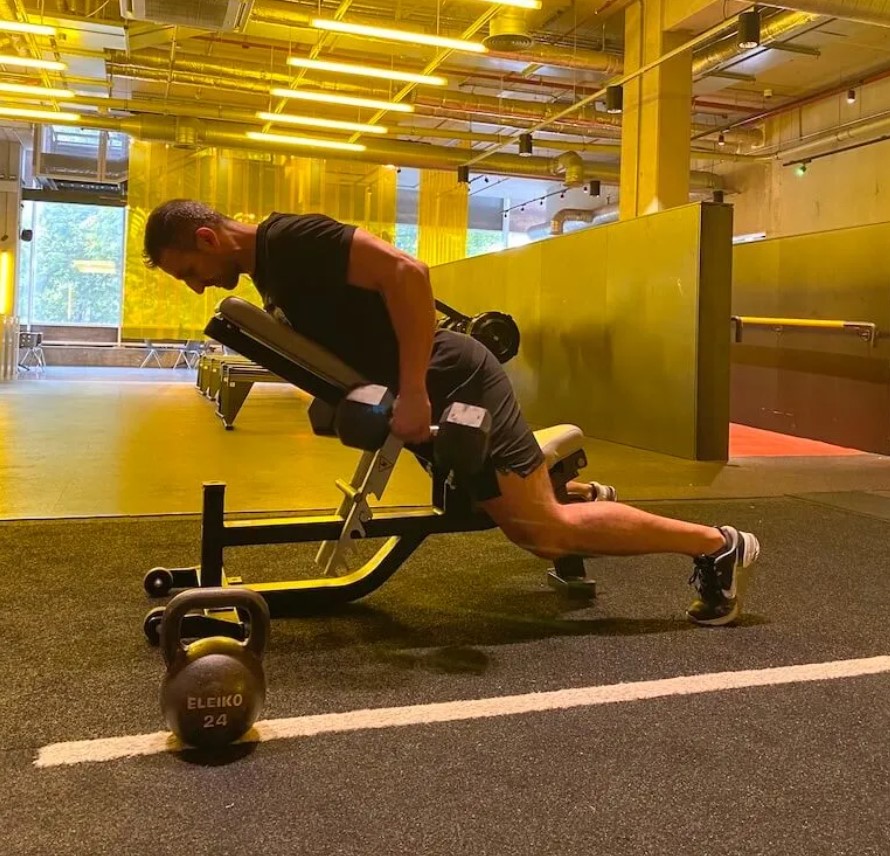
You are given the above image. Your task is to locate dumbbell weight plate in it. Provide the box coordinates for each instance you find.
[434,402,492,476]
[466,312,520,364]
[335,384,395,451]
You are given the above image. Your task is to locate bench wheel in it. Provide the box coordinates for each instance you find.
[144,607,165,646]
[144,567,174,597]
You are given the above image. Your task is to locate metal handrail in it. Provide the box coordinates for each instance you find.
[730,315,878,346]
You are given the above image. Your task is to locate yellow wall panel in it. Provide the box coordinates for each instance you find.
[430,203,732,459]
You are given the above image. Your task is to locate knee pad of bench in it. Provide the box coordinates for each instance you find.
[533,424,584,470]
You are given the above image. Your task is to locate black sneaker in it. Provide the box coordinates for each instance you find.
[686,526,761,626]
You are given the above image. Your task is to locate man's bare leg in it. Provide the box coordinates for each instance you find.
[481,464,724,559]
[480,462,761,626]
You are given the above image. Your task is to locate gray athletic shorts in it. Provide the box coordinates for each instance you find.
[408,330,544,501]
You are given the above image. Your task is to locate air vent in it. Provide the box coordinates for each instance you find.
[120,0,254,31]
[483,9,533,52]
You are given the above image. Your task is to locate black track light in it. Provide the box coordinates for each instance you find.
[605,85,623,114]
[738,9,761,49]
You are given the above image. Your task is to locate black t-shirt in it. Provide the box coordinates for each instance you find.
[251,212,470,393]
[252,212,400,385]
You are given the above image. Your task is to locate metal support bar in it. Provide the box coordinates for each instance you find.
[315,433,404,575]
[768,42,820,57]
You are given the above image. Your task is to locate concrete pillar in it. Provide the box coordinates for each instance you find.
[0,140,22,315]
[619,0,693,220]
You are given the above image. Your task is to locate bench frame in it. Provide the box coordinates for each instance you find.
[143,302,595,644]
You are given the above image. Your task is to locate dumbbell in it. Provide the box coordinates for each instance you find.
[334,384,492,475]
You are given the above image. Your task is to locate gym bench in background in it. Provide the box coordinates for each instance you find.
[143,297,595,644]
[195,351,289,429]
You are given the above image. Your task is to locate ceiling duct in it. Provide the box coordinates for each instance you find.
[551,206,618,234]
[66,112,723,189]
[527,205,620,239]
[106,50,367,94]
[483,8,534,52]
[692,11,818,78]
[119,0,254,30]
[173,117,199,149]
[550,151,585,186]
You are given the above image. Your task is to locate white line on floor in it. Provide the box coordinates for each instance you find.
[35,655,890,768]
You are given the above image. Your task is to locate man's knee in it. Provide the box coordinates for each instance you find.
[480,463,574,560]
[493,508,571,561]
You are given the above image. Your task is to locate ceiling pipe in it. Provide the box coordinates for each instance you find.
[107,61,274,94]
[777,111,890,159]
[691,11,819,78]
[550,151,585,186]
[527,204,620,239]
[715,60,890,139]
[0,83,754,162]
[486,43,623,74]
[413,90,763,145]
[249,0,623,76]
[105,61,627,139]
[551,206,618,234]
[106,60,762,147]
[248,0,313,27]
[395,124,754,159]
[408,105,623,138]
[57,112,721,188]
[412,89,622,129]
[107,50,368,95]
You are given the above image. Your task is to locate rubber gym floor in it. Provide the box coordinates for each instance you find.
[2,370,889,856]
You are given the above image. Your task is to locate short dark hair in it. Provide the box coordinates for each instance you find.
[142,199,228,268]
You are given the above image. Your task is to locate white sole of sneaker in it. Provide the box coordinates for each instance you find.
[686,601,740,627]
[739,531,761,567]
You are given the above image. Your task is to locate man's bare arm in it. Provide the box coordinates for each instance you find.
[346,228,436,395]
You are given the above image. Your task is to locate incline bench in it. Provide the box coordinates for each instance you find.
[142,297,596,643]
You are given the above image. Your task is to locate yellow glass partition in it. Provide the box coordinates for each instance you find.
[416,169,469,266]
[123,142,397,339]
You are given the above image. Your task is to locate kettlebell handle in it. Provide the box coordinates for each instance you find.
[160,587,270,667]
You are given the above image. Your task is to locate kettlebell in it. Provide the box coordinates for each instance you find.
[160,587,270,749]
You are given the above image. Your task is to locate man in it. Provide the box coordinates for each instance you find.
[144,199,761,626]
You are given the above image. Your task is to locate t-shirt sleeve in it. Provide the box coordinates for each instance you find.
[266,213,357,292]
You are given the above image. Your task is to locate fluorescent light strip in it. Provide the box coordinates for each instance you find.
[310,19,487,54]
[246,131,367,152]
[0,53,66,71]
[0,82,74,98]
[287,57,447,87]
[485,0,542,7]
[0,20,56,36]
[0,250,12,315]
[0,105,79,121]
[256,111,388,134]
[269,87,413,113]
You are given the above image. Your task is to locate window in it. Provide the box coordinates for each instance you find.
[395,222,418,257]
[467,229,506,257]
[16,201,126,327]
